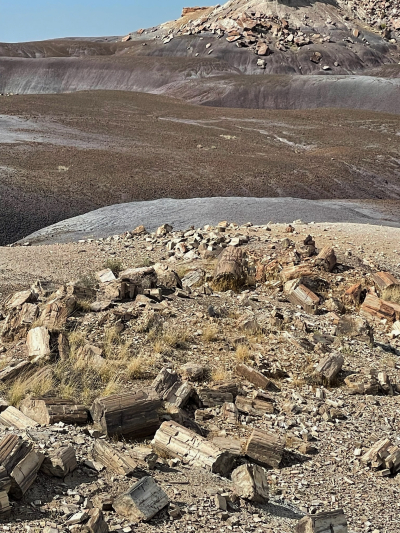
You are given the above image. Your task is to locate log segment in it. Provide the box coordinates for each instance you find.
[20,398,88,426]
[113,476,169,522]
[245,428,285,469]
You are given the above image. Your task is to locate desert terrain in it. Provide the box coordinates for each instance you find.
[0,1,400,532]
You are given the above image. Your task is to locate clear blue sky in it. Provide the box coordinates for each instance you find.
[0,1,191,42]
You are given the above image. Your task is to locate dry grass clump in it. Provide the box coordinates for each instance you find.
[6,369,54,407]
[211,365,230,382]
[103,326,123,358]
[235,344,251,363]
[202,325,219,343]
[382,284,400,305]
[68,330,86,351]
[75,299,93,313]
[103,258,124,276]
[161,326,191,350]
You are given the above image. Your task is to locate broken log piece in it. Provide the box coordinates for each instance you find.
[198,388,234,408]
[236,363,276,390]
[164,381,193,408]
[235,396,274,416]
[245,428,285,469]
[26,326,51,361]
[0,406,39,430]
[130,447,158,470]
[382,299,400,321]
[92,440,144,477]
[212,437,242,457]
[119,267,157,294]
[82,508,109,533]
[212,380,239,398]
[343,283,362,306]
[91,389,161,439]
[152,421,235,476]
[180,363,205,381]
[314,353,344,383]
[0,466,11,493]
[361,438,392,468]
[280,264,313,283]
[41,446,77,478]
[40,296,76,331]
[20,398,88,425]
[113,476,169,522]
[9,450,44,499]
[0,360,32,383]
[295,509,348,533]
[96,268,116,283]
[222,402,239,423]
[372,272,399,291]
[1,303,39,342]
[285,280,320,314]
[67,283,96,301]
[4,289,35,310]
[212,247,247,291]
[152,368,179,398]
[164,403,204,435]
[231,464,269,503]
[0,491,11,517]
[0,435,32,475]
[99,280,136,302]
[344,370,380,395]
[315,246,337,272]
[360,294,396,322]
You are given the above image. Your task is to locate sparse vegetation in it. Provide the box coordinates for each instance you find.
[235,344,251,363]
[382,284,400,305]
[103,258,124,276]
[202,325,219,343]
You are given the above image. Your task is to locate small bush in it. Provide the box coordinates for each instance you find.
[78,273,98,289]
[103,258,124,276]
[382,284,400,305]
[235,344,250,363]
[202,325,219,343]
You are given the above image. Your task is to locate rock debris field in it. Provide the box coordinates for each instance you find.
[0,220,400,532]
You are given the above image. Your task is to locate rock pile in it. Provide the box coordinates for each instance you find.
[0,220,400,531]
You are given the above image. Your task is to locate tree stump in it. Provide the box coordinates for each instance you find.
[315,246,337,272]
[212,247,247,292]
[245,428,285,469]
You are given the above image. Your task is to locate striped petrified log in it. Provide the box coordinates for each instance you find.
[129,447,158,470]
[296,509,348,533]
[198,388,234,408]
[245,428,285,469]
[280,264,313,283]
[152,368,179,398]
[284,279,320,315]
[40,296,76,331]
[222,402,239,423]
[343,283,362,306]
[26,326,51,361]
[113,476,169,522]
[92,440,145,477]
[360,294,397,322]
[235,396,274,416]
[0,491,11,517]
[90,389,161,439]
[235,363,276,390]
[0,435,32,475]
[152,421,235,476]
[41,446,77,478]
[314,353,344,383]
[212,247,247,292]
[0,406,39,430]
[372,272,399,291]
[0,360,32,383]
[315,246,337,272]
[231,464,269,503]
[9,450,44,499]
[20,398,88,425]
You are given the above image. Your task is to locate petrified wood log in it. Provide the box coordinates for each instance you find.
[315,246,337,272]
[41,446,77,478]
[295,509,348,533]
[245,428,285,469]
[113,476,169,522]
[20,398,88,426]
[9,450,44,499]
[212,247,247,292]
[92,440,144,477]
[280,264,313,283]
[231,464,269,503]
[0,406,39,430]
[91,389,161,439]
[152,421,235,476]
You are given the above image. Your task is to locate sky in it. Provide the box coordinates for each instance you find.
[0,0,192,43]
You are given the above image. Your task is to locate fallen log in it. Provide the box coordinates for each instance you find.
[129,447,158,470]
[295,509,348,533]
[0,406,39,430]
[360,294,396,322]
[231,464,269,503]
[285,280,320,315]
[372,272,399,291]
[0,360,32,383]
[152,421,235,476]
[20,398,88,426]
[0,435,32,475]
[236,363,277,390]
[198,388,234,408]
[113,476,169,522]
[235,396,274,416]
[222,402,239,423]
[315,246,337,272]
[41,446,77,478]
[212,247,247,292]
[314,353,344,383]
[90,389,161,439]
[152,368,179,398]
[0,491,11,517]
[280,265,313,283]
[343,283,362,307]
[245,428,285,469]
[92,440,145,477]
[1,303,39,342]
[26,326,52,361]
[9,450,44,499]
[82,508,109,533]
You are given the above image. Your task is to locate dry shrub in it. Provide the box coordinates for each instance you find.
[202,325,219,343]
[161,326,191,349]
[235,344,250,363]
[211,366,230,382]
[103,258,124,276]
[103,326,123,358]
